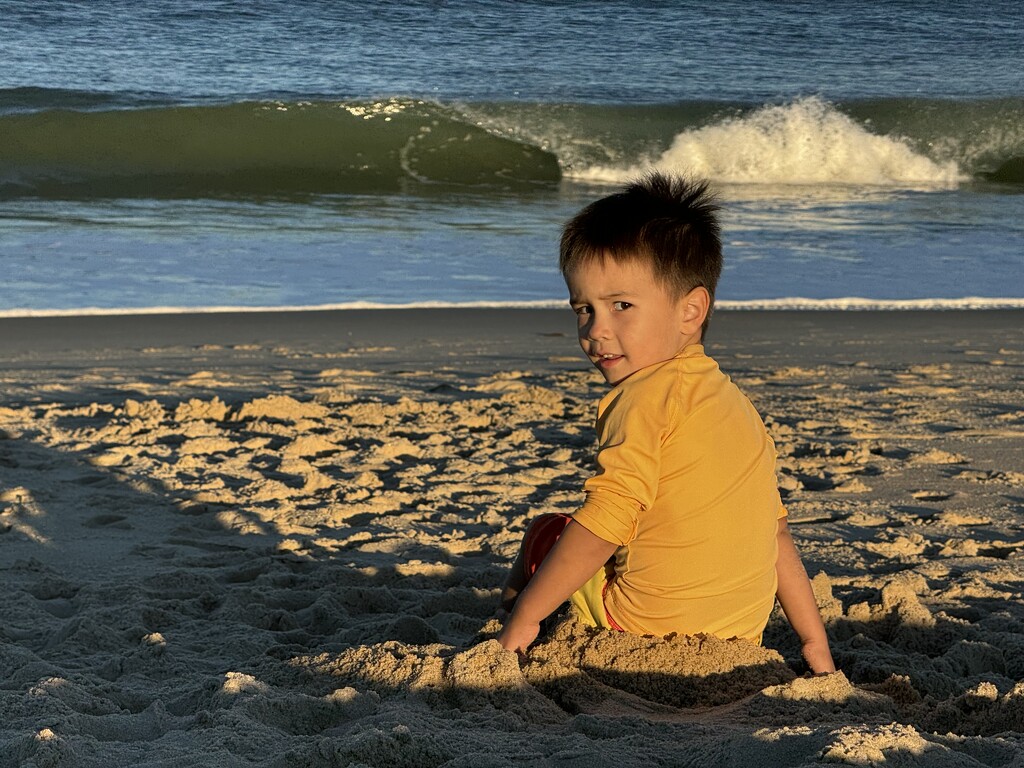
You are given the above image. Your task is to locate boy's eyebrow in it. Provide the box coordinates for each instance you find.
[568,290,636,303]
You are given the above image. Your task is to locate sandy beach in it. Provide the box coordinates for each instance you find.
[1,308,1023,767]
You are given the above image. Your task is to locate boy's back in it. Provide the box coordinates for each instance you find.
[574,345,782,640]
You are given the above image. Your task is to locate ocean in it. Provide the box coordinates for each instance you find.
[1,0,1022,315]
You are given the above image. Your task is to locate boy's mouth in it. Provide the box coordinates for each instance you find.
[596,353,622,369]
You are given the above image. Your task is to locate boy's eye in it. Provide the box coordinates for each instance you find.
[612,301,632,311]
[572,304,592,316]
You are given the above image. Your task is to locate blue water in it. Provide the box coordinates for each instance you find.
[1,1,1022,313]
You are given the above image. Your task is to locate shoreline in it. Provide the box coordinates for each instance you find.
[2,295,1024,320]
[3,305,1023,347]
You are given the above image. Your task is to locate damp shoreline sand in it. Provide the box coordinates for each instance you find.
[2,309,1023,766]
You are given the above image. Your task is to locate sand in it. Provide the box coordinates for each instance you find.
[1,308,1022,767]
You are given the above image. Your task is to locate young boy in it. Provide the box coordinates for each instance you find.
[497,173,835,675]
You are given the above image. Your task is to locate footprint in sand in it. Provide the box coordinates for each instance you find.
[37,597,77,619]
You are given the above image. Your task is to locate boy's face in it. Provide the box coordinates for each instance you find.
[565,257,705,385]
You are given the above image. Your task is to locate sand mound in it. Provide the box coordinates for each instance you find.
[516,613,795,712]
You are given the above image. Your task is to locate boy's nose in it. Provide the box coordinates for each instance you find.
[586,314,611,341]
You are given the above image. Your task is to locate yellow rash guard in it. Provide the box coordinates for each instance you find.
[570,345,785,642]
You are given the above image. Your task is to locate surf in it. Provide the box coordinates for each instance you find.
[566,97,964,189]
[0,97,561,198]
[3,92,1023,200]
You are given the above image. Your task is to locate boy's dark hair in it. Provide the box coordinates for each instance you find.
[559,172,722,336]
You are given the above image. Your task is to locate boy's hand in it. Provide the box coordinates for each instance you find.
[496,615,541,654]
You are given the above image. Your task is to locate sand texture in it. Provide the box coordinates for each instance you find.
[1,309,1023,766]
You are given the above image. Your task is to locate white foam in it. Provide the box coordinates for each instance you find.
[2,296,1023,319]
[569,97,965,189]
[717,297,1024,311]
[0,300,568,319]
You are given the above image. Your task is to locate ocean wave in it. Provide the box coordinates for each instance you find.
[567,98,965,188]
[468,96,1024,190]
[3,297,1023,319]
[2,92,1022,199]
[0,98,560,198]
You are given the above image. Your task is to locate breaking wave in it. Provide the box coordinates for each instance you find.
[2,91,1022,198]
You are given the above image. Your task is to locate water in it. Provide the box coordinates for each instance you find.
[1,0,1022,315]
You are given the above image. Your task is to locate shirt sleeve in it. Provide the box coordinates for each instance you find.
[572,383,671,546]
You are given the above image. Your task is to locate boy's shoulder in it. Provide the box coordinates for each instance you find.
[599,345,727,417]
[621,345,720,391]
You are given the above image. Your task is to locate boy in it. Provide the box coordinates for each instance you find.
[497,173,835,675]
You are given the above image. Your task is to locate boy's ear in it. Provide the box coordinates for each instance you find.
[678,286,711,335]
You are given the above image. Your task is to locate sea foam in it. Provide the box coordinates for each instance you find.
[2,297,1023,319]
[570,98,965,189]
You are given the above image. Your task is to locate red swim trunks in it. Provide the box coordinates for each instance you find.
[520,513,573,578]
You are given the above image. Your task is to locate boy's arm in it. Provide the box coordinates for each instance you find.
[497,521,617,653]
[775,517,836,674]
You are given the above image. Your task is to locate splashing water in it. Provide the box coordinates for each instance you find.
[572,98,964,189]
